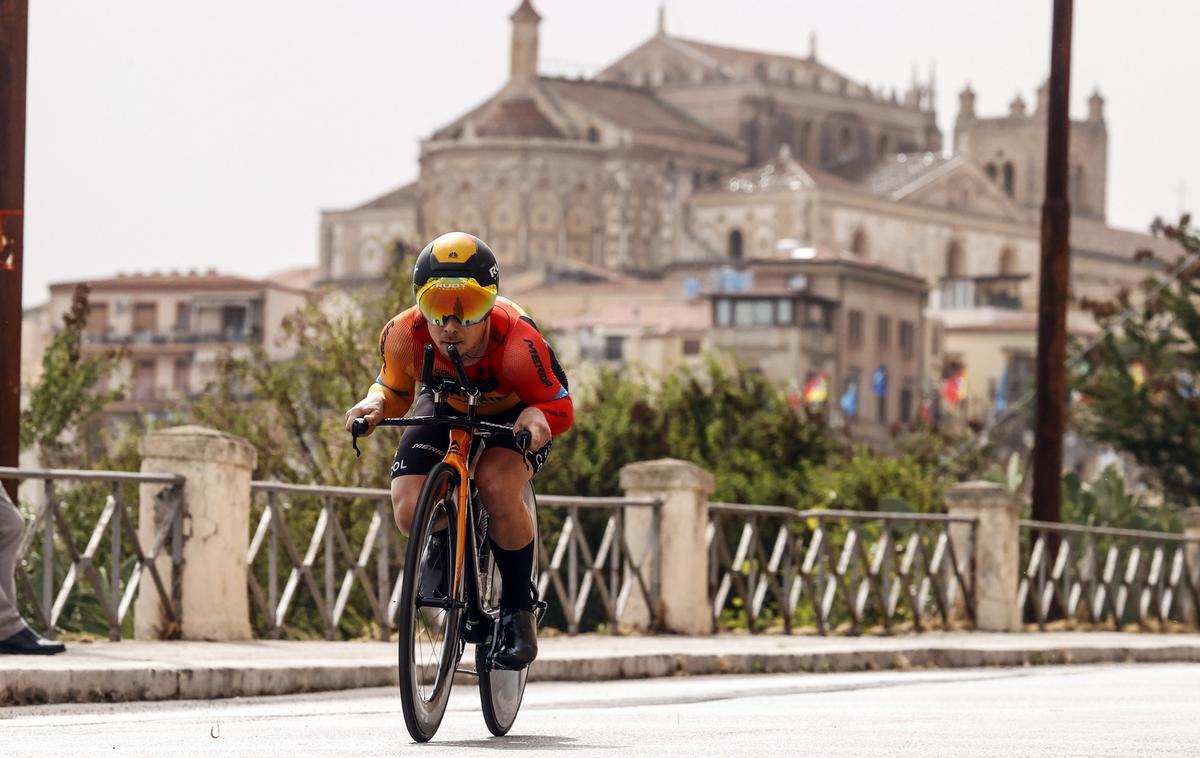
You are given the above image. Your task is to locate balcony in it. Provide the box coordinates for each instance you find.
[83,326,260,347]
[937,275,1025,311]
[710,325,833,358]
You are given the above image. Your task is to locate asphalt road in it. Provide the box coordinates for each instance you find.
[4,664,1199,757]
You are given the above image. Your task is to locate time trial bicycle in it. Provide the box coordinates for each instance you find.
[351,342,545,743]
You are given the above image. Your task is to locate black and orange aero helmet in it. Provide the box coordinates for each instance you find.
[412,232,500,326]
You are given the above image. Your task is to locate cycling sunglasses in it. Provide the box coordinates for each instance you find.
[416,277,498,326]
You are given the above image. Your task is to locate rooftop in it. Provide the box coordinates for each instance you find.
[49,270,312,296]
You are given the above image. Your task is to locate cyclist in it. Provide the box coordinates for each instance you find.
[344,231,572,670]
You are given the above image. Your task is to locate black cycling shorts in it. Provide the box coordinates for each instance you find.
[390,395,552,479]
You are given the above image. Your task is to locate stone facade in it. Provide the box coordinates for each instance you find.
[955,84,1108,221]
[317,1,1181,425]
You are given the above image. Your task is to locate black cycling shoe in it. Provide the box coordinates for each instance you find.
[417,530,449,601]
[491,608,538,670]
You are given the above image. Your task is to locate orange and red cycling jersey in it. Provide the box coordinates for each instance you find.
[368,297,573,435]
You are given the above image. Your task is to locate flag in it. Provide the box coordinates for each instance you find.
[870,365,888,397]
[840,373,859,417]
[994,366,1008,414]
[1129,361,1147,389]
[943,368,967,406]
[802,372,829,404]
[1179,371,1197,399]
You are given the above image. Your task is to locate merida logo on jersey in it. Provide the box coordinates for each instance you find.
[523,339,553,388]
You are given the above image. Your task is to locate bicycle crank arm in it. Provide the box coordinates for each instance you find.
[415,596,467,611]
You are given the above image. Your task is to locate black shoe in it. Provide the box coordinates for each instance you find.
[491,608,538,670]
[418,530,449,600]
[0,627,66,656]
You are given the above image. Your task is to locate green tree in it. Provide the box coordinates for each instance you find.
[807,425,992,514]
[18,284,141,637]
[1061,466,1179,532]
[21,284,125,466]
[1073,217,1200,509]
[192,257,416,487]
[537,360,837,505]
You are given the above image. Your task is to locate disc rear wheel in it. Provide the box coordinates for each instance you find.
[477,482,539,736]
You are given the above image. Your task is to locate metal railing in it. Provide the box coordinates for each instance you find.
[1020,520,1200,629]
[708,502,977,635]
[0,466,184,641]
[537,494,661,635]
[245,482,662,640]
[247,482,397,641]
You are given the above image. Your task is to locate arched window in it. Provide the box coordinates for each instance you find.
[877,134,890,157]
[850,228,868,257]
[985,163,998,181]
[586,126,600,143]
[999,247,1017,276]
[1002,162,1015,198]
[839,126,852,152]
[945,240,965,278]
[1071,165,1085,210]
[728,228,744,260]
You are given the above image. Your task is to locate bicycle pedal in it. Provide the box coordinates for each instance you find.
[533,600,549,624]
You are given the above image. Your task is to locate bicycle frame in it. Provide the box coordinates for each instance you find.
[351,342,523,621]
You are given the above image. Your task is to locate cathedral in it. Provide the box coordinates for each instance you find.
[318,0,1167,281]
[317,0,1178,437]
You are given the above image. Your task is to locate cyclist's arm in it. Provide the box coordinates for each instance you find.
[367,316,417,418]
[503,325,573,436]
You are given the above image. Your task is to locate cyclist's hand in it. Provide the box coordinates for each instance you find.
[512,407,551,451]
[344,396,385,437]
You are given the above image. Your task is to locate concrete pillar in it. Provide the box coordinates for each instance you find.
[619,458,713,635]
[1181,508,1200,626]
[135,426,257,640]
[946,481,1021,632]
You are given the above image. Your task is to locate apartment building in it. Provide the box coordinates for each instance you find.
[43,270,312,415]
[706,247,929,443]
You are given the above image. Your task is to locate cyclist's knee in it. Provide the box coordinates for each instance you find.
[477,476,518,513]
[390,477,423,535]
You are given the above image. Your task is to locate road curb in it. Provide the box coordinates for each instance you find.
[525,644,1200,682]
[5,641,1200,706]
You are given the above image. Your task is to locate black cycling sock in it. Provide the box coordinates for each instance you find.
[490,539,535,612]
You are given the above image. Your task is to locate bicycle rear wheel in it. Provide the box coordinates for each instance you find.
[477,482,539,736]
[398,463,464,743]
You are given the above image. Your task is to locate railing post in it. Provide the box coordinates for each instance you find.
[619,458,714,635]
[946,481,1021,632]
[1181,507,1200,625]
[136,426,257,640]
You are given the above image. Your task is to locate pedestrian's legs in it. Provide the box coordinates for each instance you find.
[0,485,30,639]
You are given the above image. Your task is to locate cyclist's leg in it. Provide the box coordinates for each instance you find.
[474,414,551,551]
[476,441,551,669]
[475,447,534,549]
[389,396,445,534]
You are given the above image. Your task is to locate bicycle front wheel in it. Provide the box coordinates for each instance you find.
[398,462,464,743]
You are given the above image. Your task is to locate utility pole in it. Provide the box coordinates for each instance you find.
[0,0,28,502]
[1030,0,1074,524]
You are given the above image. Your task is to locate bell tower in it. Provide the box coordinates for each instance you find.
[510,0,541,82]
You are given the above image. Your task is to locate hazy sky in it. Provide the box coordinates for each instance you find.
[21,0,1198,306]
